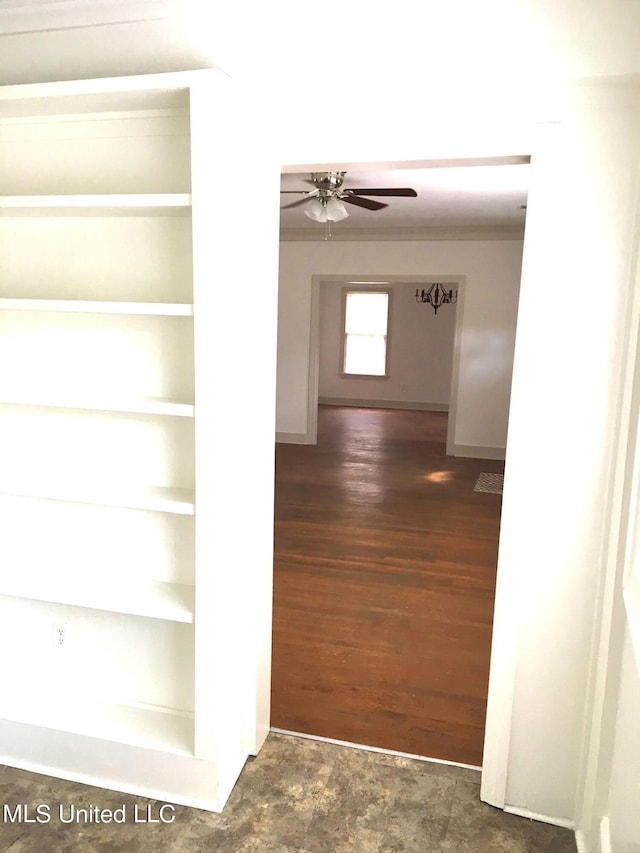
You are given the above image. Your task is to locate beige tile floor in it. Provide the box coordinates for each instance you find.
[0,732,576,852]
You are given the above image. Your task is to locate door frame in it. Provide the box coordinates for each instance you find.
[280,150,539,813]
[308,273,465,443]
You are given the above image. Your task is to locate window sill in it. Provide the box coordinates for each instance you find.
[339,373,389,380]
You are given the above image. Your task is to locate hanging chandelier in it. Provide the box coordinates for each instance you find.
[415,283,458,314]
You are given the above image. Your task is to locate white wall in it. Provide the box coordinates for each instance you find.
[277,239,523,456]
[483,79,640,830]
[318,280,456,409]
[572,79,640,852]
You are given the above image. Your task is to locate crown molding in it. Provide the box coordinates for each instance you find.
[279,224,526,243]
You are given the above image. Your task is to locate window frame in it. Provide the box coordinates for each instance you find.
[339,286,392,379]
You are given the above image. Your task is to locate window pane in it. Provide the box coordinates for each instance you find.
[345,292,389,335]
[344,334,387,375]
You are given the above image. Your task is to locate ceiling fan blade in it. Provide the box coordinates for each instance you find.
[345,188,418,197]
[280,190,319,209]
[342,195,388,211]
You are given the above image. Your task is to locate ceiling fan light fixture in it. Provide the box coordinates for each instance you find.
[325,197,349,222]
[304,199,328,222]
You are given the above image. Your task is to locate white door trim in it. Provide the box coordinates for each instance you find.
[308,273,463,443]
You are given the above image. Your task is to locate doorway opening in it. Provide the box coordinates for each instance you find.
[272,157,529,767]
[306,274,464,453]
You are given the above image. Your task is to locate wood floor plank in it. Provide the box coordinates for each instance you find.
[272,406,503,766]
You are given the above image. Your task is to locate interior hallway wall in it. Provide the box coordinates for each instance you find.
[570,78,640,852]
[482,79,640,833]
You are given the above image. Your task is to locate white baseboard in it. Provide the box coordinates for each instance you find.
[574,816,612,853]
[504,804,574,830]
[318,397,449,412]
[270,728,481,772]
[0,719,229,812]
[574,829,587,853]
[447,442,506,460]
[275,431,314,445]
[599,815,611,853]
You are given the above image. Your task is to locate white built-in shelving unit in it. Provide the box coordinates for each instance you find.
[0,70,278,811]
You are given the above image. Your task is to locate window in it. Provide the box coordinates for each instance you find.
[342,289,390,377]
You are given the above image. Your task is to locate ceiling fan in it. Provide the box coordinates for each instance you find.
[280,171,417,223]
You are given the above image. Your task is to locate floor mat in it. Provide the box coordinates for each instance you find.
[474,472,504,494]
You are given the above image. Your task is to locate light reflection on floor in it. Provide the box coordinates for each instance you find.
[425,470,454,484]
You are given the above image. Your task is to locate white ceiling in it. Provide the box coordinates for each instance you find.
[1,1,640,88]
[279,160,530,237]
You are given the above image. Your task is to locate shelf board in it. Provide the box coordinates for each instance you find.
[0,193,192,210]
[0,692,194,756]
[0,395,195,417]
[0,484,195,515]
[0,298,193,316]
[1,579,195,624]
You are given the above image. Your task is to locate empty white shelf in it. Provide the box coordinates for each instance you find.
[1,579,195,623]
[0,692,194,756]
[0,193,192,209]
[0,484,195,515]
[0,298,194,316]
[0,395,195,417]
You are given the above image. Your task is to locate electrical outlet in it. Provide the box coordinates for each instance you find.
[52,623,67,649]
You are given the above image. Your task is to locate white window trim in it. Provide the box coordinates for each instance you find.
[340,286,392,379]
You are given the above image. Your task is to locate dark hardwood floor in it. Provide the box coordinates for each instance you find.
[271,405,504,767]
